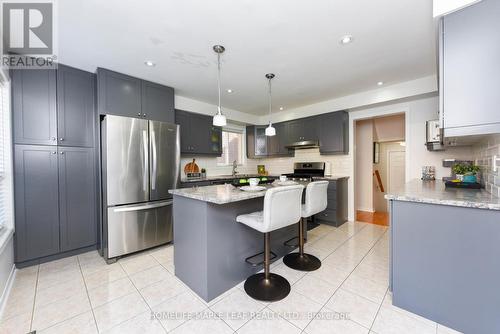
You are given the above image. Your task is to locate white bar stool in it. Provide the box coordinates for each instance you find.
[236,185,304,302]
[283,180,329,271]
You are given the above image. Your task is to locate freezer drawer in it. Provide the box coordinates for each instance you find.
[107,200,173,258]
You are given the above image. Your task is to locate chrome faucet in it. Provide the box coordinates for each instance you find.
[232,160,238,176]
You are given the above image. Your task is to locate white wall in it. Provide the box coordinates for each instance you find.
[407,96,473,180]
[355,120,375,212]
[347,94,472,221]
[0,236,14,313]
[175,95,257,125]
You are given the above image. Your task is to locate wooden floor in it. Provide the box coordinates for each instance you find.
[356,210,389,226]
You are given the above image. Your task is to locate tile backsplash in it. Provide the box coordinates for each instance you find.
[474,134,500,197]
[180,148,352,178]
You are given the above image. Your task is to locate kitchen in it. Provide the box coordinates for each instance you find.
[0,0,499,333]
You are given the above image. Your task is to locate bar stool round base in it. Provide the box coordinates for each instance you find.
[283,252,321,271]
[244,273,290,302]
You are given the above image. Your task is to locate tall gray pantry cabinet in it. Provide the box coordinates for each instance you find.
[12,65,98,267]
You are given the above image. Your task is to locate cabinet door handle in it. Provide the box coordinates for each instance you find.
[52,151,57,154]
[143,113,146,117]
[60,151,65,155]
[51,137,56,141]
[59,138,64,141]
[137,112,141,116]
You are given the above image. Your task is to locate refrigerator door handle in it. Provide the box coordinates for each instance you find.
[112,200,173,213]
[151,129,157,190]
[142,130,149,192]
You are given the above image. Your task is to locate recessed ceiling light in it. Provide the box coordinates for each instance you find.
[227,89,233,93]
[377,81,384,86]
[144,60,156,67]
[340,35,353,45]
[279,107,284,111]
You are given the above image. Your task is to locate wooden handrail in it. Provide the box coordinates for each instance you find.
[374,170,385,192]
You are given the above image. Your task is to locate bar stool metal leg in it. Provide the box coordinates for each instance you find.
[244,233,291,302]
[283,218,322,271]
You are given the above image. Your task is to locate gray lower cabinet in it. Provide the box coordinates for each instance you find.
[14,145,97,264]
[314,178,348,227]
[318,111,349,154]
[141,80,175,123]
[57,65,95,147]
[12,69,57,146]
[441,0,500,137]
[97,68,175,122]
[14,145,60,262]
[58,147,97,252]
[175,109,222,156]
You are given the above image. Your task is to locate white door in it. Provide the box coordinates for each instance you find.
[388,151,405,192]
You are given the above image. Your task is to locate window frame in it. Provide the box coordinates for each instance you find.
[216,125,246,167]
[0,71,14,249]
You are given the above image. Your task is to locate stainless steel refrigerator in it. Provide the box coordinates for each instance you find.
[101,115,180,260]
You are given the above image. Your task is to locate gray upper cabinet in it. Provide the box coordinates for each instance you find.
[97,68,175,122]
[268,122,292,156]
[141,80,175,123]
[12,69,57,146]
[57,65,96,147]
[97,68,142,118]
[441,0,500,137]
[287,117,317,143]
[254,126,268,156]
[14,145,60,262]
[246,111,349,158]
[58,147,97,252]
[318,111,349,154]
[175,110,222,156]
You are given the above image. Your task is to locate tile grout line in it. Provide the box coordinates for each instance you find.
[289,222,370,289]
[77,255,100,333]
[258,223,375,333]
[301,228,388,333]
[117,255,169,333]
[368,286,390,333]
[28,264,40,332]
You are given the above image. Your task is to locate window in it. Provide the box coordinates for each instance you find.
[217,129,244,166]
[0,79,13,235]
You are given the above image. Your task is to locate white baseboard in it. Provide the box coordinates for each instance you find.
[0,264,16,319]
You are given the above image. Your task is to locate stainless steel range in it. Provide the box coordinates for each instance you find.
[284,162,325,181]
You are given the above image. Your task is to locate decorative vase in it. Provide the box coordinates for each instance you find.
[463,174,477,183]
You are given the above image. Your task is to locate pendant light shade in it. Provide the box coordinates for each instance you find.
[213,45,227,126]
[265,123,276,136]
[265,73,276,137]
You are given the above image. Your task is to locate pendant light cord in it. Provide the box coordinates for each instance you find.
[268,77,272,124]
[217,52,221,114]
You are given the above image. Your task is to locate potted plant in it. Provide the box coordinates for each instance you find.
[201,168,206,178]
[452,163,480,183]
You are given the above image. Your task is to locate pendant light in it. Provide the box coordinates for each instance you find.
[265,73,276,136]
[213,45,227,126]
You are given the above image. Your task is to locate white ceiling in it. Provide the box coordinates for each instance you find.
[58,0,437,115]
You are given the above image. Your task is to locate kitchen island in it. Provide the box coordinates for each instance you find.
[386,180,500,334]
[169,183,305,302]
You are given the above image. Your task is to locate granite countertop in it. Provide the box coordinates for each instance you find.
[385,179,500,211]
[180,174,349,183]
[315,175,350,180]
[180,174,277,183]
[169,181,311,204]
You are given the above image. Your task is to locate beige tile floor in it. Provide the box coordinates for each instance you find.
[0,222,462,334]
